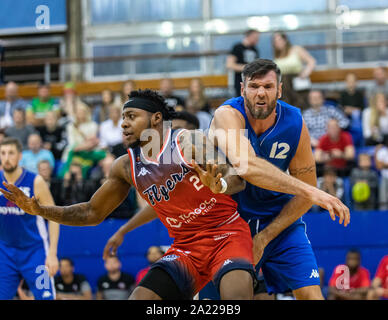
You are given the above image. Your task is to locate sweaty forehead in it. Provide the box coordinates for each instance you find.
[247,71,278,84]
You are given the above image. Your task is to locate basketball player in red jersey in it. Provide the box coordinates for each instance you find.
[1,89,348,300]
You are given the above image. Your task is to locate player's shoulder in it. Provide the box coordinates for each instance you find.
[110,153,132,183]
[278,99,302,117]
[213,103,245,127]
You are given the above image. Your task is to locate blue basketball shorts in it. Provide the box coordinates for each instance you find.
[0,240,56,300]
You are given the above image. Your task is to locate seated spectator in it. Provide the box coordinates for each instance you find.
[96,256,135,300]
[61,103,105,178]
[19,133,55,174]
[317,166,344,202]
[26,83,59,127]
[59,162,96,206]
[5,108,36,150]
[89,154,139,219]
[375,142,388,210]
[349,153,379,210]
[115,80,136,106]
[0,81,28,129]
[135,246,164,285]
[37,160,62,205]
[172,111,200,130]
[303,90,350,147]
[54,258,92,300]
[93,89,115,124]
[368,66,388,98]
[185,99,212,131]
[185,78,211,113]
[367,255,388,300]
[37,111,67,161]
[328,249,371,300]
[99,104,123,152]
[159,78,185,110]
[314,119,355,176]
[362,92,388,146]
[339,73,366,119]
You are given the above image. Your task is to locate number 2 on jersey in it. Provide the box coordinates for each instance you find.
[189,175,204,191]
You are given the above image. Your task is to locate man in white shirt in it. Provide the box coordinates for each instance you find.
[99,104,123,150]
[375,143,388,210]
[0,82,28,129]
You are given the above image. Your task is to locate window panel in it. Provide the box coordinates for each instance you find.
[338,0,388,10]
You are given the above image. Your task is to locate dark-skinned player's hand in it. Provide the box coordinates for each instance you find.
[103,231,125,260]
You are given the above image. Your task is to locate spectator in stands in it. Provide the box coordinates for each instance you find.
[37,111,67,161]
[19,133,55,174]
[362,92,388,146]
[303,90,350,147]
[159,78,185,110]
[115,80,136,106]
[0,81,28,129]
[55,258,92,300]
[61,103,105,177]
[350,153,379,211]
[368,66,388,98]
[4,108,36,150]
[58,82,89,126]
[328,249,371,300]
[172,111,200,130]
[96,255,135,300]
[272,32,316,110]
[93,89,115,124]
[26,83,59,127]
[367,255,388,300]
[226,29,260,97]
[37,160,62,205]
[339,73,366,119]
[99,104,124,153]
[135,246,164,285]
[375,142,388,210]
[317,166,344,202]
[314,119,355,177]
[185,99,212,131]
[59,162,95,206]
[185,78,211,113]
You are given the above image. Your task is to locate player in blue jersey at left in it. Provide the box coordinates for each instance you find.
[0,137,59,300]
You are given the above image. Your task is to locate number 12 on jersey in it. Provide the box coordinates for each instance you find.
[269,142,290,159]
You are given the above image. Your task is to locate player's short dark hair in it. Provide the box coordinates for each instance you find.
[173,111,200,129]
[241,59,281,85]
[347,248,361,257]
[59,257,74,267]
[128,89,177,120]
[244,29,260,37]
[0,137,23,152]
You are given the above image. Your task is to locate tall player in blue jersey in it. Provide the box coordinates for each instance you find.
[0,137,59,300]
[103,60,350,300]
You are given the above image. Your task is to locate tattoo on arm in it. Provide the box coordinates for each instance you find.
[40,202,95,226]
[289,165,316,177]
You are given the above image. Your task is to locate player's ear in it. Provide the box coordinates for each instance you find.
[277,81,283,100]
[151,112,163,127]
[240,82,245,97]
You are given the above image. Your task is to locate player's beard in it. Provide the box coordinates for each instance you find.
[244,92,278,120]
[3,163,18,174]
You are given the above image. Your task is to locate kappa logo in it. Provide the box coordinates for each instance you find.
[223,259,233,267]
[42,291,52,298]
[162,254,179,261]
[138,167,151,177]
[309,269,320,279]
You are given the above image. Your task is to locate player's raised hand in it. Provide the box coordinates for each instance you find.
[0,181,42,215]
[191,160,223,194]
[103,231,125,260]
[310,189,350,227]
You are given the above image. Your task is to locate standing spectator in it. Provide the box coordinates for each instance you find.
[367,255,388,300]
[0,81,28,129]
[37,111,67,161]
[96,256,135,300]
[54,258,92,300]
[4,108,36,150]
[37,160,62,205]
[99,104,123,153]
[317,166,344,202]
[226,29,260,97]
[135,246,164,285]
[339,73,366,119]
[303,90,350,147]
[349,153,379,211]
[93,89,115,124]
[375,142,388,210]
[19,133,55,174]
[172,111,200,130]
[115,80,136,106]
[185,78,211,113]
[368,66,388,98]
[26,83,59,127]
[328,249,371,300]
[272,32,316,110]
[362,92,388,146]
[159,78,185,110]
[314,119,355,177]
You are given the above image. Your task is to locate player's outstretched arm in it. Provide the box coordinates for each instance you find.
[103,205,158,260]
[0,155,132,226]
[211,106,349,218]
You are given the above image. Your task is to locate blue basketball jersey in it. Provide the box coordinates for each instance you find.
[0,169,49,249]
[222,96,303,220]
